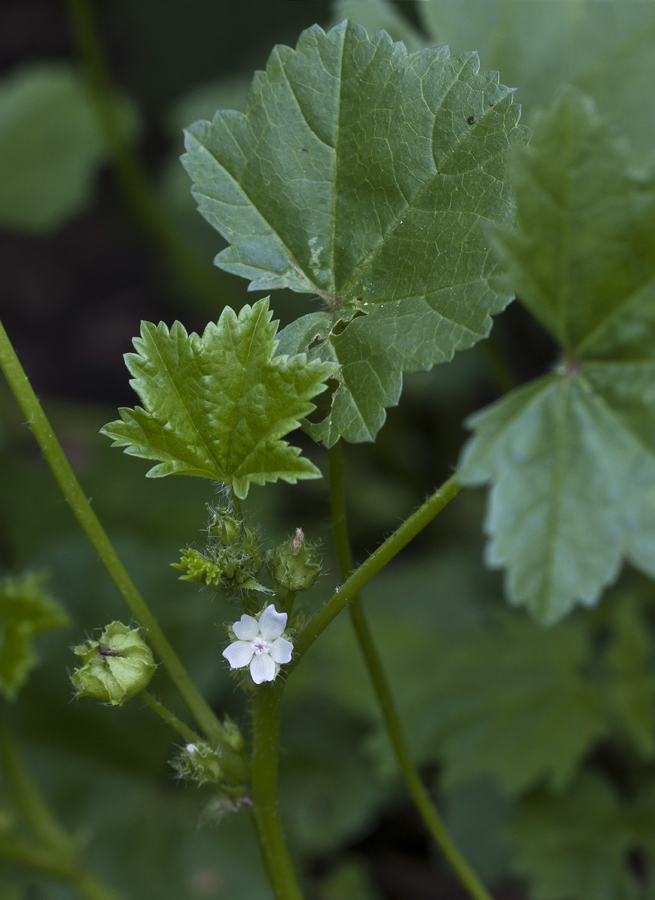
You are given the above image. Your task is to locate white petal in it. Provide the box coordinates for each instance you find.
[269,637,293,665]
[222,641,254,669]
[250,653,276,684]
[258,604,287,641]
[232,614,259,641]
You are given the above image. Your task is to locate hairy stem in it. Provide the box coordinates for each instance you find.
[140,691,199,744]
[291,470,461,667]
[64,0,235,311]
[0,320,228,757]
[251,684,304,900]
[328,442,493,900]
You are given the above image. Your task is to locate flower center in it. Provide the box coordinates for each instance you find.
[252,638,269,655]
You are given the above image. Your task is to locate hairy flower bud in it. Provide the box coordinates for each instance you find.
[172,741,223,785]
[270,528,321,593]
[70,621,156,706]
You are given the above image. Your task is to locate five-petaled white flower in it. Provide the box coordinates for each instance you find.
[222,604,293,684]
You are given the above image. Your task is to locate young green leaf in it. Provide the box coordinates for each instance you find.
[101,298,335,499]
[183,21,527,445]
[0,572,69,700]
[460,88,655,624]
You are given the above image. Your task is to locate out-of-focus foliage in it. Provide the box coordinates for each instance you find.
[460,88,655,624]
[0,64,132,234]
[0,571,69,700]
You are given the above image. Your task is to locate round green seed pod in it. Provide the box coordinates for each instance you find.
[71,621,156,706]
[270,529,322,593]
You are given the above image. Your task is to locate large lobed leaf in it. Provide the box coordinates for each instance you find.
[101,298,335,499]
[183,21,527,445]
[460,88,655,624]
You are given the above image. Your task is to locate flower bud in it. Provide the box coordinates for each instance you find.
[71,621,156,706]
[171,740,223,785]
[270,529,321,593]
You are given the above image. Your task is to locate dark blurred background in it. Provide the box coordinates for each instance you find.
[2,2,655,899]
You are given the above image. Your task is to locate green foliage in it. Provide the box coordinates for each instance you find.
[70,621,156,706]
[507,774,655,900]
[0,64,113,234]
[419,0,655,153]
[460,88,655,623]
[101,298,335,498]
[183,21,526,445]
[0,572,69,700]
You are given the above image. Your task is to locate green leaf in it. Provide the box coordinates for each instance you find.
[459,89,655,624]
[0,63,128,234]
[604,596,655,760]
[419,0,655,154]
[183,21,526,445]
[0,572,69,700]
[101,298,335,499]
[373,612,606,795]
[506,773,655,900]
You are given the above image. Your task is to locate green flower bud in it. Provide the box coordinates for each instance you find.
[71,621,156,706]
[270,528,321,593]
[208,507,242,546]
[172,741,223,785]
[172,548,223,585]
[220,714,245,753]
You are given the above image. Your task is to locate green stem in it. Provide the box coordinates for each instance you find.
[327,442,492,900]
[0,716,72,855]
[250,684,304,900]
[0,719,124,900]
[0,320,225,752]
[64,0,235,311]
[140,691,199,744]
[291,471,461,667]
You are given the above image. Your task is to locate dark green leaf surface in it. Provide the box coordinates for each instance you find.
[460,89,655,623]
[0,572,69,700]
[101,298,335,498]
[507,774,655,900]
[183,21,526,444]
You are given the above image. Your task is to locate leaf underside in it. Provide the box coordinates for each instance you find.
[459,88,655,624]
[101,298,336,499]
[183,20,527,445]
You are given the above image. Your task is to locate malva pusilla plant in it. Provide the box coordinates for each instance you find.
[2,8,655,900]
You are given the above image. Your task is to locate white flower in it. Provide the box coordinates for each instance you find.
[222,604,293,684]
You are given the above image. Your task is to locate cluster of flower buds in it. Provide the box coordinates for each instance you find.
[173,506,271,594]
[70,621,156,706]
[269,528,322,594]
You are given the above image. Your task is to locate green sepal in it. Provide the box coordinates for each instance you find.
[171,740,223,786]
[70,621,156,706]
[269,529,322,593]
[0,571,69,700]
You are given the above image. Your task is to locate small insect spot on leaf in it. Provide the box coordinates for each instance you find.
[489,102,495,108]
[467,116,477,125]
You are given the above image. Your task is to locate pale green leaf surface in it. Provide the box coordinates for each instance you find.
[0,572,69,700]
[507,774,655,900]
[419,0,655,154]
[101,298,335,498]
[0,64,127,233]
[459,90,655,624]
[183,21,526,444]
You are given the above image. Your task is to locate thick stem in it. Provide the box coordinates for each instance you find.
[0,320,226,753]
[64,0,235,311]
[291,470,461,667]
[327,442,493,900]
[250,684,304,900]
